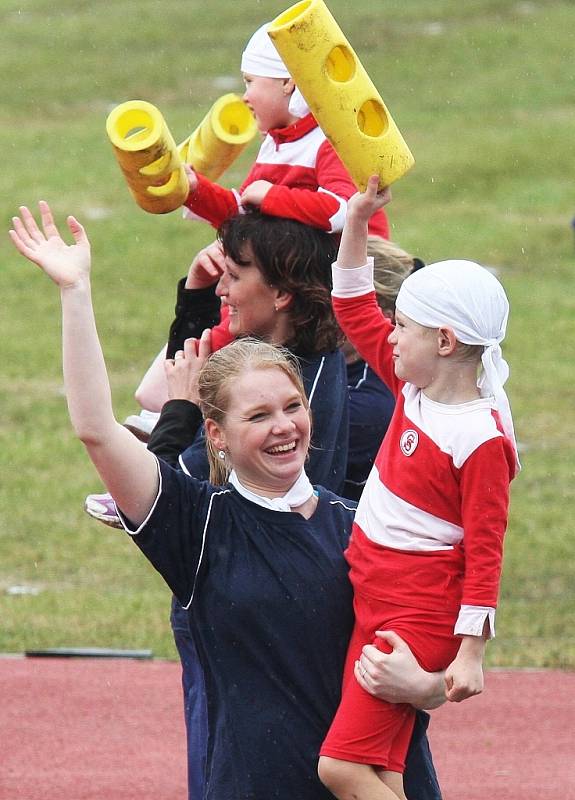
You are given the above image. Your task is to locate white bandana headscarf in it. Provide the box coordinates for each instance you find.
[229,468,314,512]
[395,259,520,469]
[240,22,310,119]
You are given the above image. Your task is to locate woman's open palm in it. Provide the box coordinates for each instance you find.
[9,201,91,288]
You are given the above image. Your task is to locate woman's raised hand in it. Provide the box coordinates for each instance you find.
[9,201,91,289]
[164,329,212,405]
[185,240,226,289]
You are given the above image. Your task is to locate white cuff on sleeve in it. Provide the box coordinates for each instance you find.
[182,207,204,222]
[454,605,496,639]
[331,257,375,298]
[317,186,347,233]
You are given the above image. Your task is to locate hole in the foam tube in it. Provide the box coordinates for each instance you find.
[325,45,356,82]
[125,126,148,141]
[140,152,171,177]
[116,109,155,140]
[357,99,388,137]
[270,0,312,28]
[147,170,182,197]
[218,100,253,137]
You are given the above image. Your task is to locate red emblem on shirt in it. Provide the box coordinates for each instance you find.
[400,429,419,456]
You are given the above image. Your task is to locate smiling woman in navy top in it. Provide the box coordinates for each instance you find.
[9,202,445,800]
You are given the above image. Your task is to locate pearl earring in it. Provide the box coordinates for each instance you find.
[218,450,226,460]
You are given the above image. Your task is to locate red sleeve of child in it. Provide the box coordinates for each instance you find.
[261,141,390,237]
[332,292,400,397]
[459,436,515,608]
[315,141,389,238]
[183,173,241,229]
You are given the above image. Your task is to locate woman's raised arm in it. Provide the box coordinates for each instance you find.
[9,202,159,526]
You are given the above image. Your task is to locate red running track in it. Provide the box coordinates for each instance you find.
[1,657,573,799]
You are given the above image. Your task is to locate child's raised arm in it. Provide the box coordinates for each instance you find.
[9,202,159,526]
[336,176,392,269]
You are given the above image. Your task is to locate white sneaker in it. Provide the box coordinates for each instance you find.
[84,493,123,529]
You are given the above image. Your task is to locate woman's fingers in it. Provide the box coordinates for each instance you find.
[11,212,37,250]
[66,215,89,247]
[38,200,60,238]
[197,329,212,360]
[354,658,370,689]
[8,227,32,260]
[18,205,45,242]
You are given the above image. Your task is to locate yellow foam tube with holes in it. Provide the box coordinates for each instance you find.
[178,93,257,182]
[268,0,414,189]
[106,100,189,214]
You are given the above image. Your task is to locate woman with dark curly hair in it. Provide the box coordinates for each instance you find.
[216,207,342,354]
[145,208,348,490]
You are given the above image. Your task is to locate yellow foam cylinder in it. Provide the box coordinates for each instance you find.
[268,0,414,189]
[178,93,257,182]
[106,100,189,214]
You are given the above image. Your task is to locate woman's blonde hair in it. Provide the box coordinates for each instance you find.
[368,235,420,317]
[197,338,309,485]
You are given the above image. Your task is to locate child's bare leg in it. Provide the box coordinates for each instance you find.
[318,757,404,800]
[377,768,407,800]
[134,344,169,412]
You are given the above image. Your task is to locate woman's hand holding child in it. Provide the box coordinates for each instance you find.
[185,240,226,289]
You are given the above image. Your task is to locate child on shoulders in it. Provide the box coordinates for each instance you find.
[182,22,388,238]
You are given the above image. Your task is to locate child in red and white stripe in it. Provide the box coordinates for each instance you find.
[318,177,520,800]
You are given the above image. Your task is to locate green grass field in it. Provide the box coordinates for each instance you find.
[1,0,573,667]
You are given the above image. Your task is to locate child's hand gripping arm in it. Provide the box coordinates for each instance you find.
[444,634,486,702]
[9,202,158,527]
[336,175,392,269]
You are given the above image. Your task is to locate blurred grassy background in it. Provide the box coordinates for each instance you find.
[1,0,573,666]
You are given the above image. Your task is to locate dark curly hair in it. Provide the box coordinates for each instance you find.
[218,209,342,355]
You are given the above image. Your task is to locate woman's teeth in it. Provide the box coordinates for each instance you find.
[267,442,296,454]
